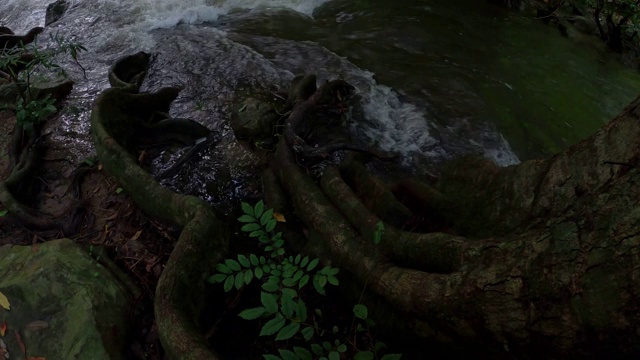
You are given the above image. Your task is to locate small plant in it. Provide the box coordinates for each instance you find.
[209,201,401,360]
[0,31,86,130]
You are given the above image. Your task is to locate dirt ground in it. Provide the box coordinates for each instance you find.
[0,110,174,359]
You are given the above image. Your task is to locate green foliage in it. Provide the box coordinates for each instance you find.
[0,210,7,217]
[0,31,86,129]
[209,202,400,359]
[584,0,640,44]
[14,94,56,130]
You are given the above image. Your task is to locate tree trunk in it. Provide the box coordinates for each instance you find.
[272,80,640,357]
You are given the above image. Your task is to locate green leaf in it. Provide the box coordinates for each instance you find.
[337,344,347,352]
[327,275,339,286]
[277,248,285,256]
[260,314,285,336]
[353,304,368,320]
[276,322,300,341]
[300,256,309,267]
[263,355,281,360]
[282,277,297,287]
[261,291,279,314]
[234,273,245,289]
[241,223,261,232]
[381,355,402,360]
[266,219,277,232]
[241,202,254,217]
[244,269,254,285]
[301,326,314,341]
[307,258,319,271]
[278,349,298,360]
[293,347,313,360]
[260,208,274,226]
[238,254,250,267]
[295,299,308,322]
[354,351,374,360]
[238,214,256,223]
[263,281,279,292]
[328,351,340,360]
[374,342,387,351]
[313,275,327,295]
[226,259,241,271]
[208,273,227,283]
[255,267,264,279]
[282,287,297,299]
[281,292,295,317]
[322,341,332,351]
[293,270,304,282]
[250,230,265,238]
[299,274,310,289]
[326,267,339,276]
[223,275,234,292]
[310,343,323,355]
[238,307,266,320]
[294,254,301,264]
[250,254,259,266]
[254,200,265,218]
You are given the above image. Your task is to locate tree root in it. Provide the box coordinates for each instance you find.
[91,53,228,359]
[271,77,640,355]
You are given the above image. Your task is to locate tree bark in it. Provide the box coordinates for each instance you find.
[271,80,640,357]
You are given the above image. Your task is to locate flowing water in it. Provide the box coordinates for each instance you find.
[2,0,640,204]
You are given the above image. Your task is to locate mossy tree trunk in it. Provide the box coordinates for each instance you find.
[270,81,640,357]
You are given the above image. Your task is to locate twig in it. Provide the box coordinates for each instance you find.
[602,160,635,167]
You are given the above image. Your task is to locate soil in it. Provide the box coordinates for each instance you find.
[0,110,176,359]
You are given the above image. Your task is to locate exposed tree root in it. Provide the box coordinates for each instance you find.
[269,73,640,356]
[91,53,227,359]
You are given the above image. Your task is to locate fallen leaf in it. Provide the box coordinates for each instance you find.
[0,291,10,311]
[24,321,48,331]
[98,164,103,171]
[130,230,142,241]
[273,212,286,222]
[0,321,5,336]
[27,357,46,360]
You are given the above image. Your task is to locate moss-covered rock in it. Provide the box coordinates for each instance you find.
[0,239,136,359]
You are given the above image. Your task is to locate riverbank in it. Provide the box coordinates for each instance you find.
[491,0,640,70]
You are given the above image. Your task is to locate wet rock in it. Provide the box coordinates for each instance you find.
[45,0,69,26]
[0,239,137,359]
[0,77,73,107]
[230,97,279,141]
[568,15,598,36]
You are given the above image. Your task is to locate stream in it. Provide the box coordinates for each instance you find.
[2,0,640,206]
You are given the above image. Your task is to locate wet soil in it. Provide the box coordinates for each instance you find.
[0,110,173,359]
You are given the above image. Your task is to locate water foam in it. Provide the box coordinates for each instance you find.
[121,0,331,30]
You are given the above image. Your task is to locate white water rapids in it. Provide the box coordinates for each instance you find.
[0,0,520,198]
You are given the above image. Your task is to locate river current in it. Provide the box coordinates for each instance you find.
[2,0,640,202]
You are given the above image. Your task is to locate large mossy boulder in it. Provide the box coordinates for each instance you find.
[0,239,137,359]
